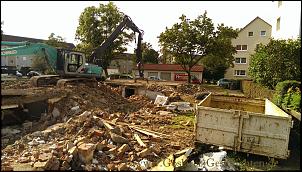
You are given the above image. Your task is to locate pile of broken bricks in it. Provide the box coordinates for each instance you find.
[1,110,175,171]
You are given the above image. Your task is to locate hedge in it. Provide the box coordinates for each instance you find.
[273,80,301,112]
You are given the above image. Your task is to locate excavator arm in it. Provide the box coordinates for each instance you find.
[90,15,144,78]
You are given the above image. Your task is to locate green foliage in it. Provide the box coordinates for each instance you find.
[31,55,49,74]
[273,80,301,112]
[158,11,238,83]
[200,54,229,82]
[140,42,159,64]
[159,47,174,64]
[249,38,301,89]
[44,33,69,49]
[75,2,134,77]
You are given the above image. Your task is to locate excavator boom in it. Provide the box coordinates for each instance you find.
[90,15,144,78]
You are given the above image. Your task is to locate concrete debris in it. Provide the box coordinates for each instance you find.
[110,132,129,144]
[170,102,194,111]
[154,95,169,106]
[1,128,21,135]
[52,107,60,119]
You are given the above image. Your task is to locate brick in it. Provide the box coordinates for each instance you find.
[117,163,128,171]
[96,141,107,151]
[110,132,129,144]
[38,153,53,162]
[117,144,130,155]
[93,129,105,137]
[78,143,96,164]
[107,163,116,171]
[137,148,152,158]
[33,161,49,169]
[106,147,117,155]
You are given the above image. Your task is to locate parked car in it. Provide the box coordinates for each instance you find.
[217,78,232,88]
[148,76,161,80]
[27,71,41,78]
[16,71,23,77]
[1,67,9,74]
[107,74,133,80]
[191,76,201,84]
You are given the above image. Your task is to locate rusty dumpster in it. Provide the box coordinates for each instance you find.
[195,93,292,159]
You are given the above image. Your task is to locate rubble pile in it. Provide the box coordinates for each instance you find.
[176,84,207,95]
[146,84,175,96]
[1,80,32,89]
[1,82,195,171]
[1,108,188,171]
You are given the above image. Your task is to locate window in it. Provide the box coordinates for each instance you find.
[235,57,247,64]
[242,45,247,50]
[160,72,171,81]
[260,31,266,36]
[276,17,281,31]
[234,70,246,76]
[148,72,158,77]
[236,45,248,51]
[248,32,254,37]
[278,1,282,8]
[236,45,241,50]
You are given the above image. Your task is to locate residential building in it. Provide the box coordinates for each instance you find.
[133,64,203,82]
[224,17,272,80]
[109,53,135,74]
[271,1,301,39]
[1,34,75,70]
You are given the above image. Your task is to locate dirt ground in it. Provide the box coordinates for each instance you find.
[1,78,299,171]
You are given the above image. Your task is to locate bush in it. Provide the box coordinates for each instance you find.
[273,80,301,112]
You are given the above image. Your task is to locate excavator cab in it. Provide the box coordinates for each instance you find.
[60,50,102,78]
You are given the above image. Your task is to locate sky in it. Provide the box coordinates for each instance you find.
[1,1,276,52]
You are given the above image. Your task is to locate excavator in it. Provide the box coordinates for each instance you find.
[1,41,103,87]
[1,14,144,87]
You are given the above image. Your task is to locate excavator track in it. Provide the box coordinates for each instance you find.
[56,78,98,88]
[30,75,61,87]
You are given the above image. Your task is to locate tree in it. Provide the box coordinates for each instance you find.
[139,42,159,64]
[159,47,174,64]
[75,2,134,77]
[249,38,301,89]
[44,33,69,49]
[200,54,229,82]
[31,55,49,74]
[158,11,238,83]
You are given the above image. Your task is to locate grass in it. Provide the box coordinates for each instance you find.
[170,112,195,129]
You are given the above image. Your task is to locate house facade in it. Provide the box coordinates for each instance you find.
[133,64,203,82]
[109,53,135,74]
[224,17,272,80]
[271,1,301,39]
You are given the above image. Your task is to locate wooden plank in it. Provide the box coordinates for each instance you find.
[1,104,19,110]
[103,120,115,130]
[129,126,161,138]
[134,133,147,147]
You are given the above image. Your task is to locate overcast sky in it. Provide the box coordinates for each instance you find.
[1,1,275,52]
